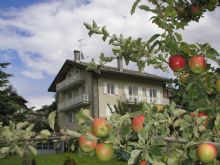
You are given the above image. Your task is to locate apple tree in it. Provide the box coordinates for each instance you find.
[81,0,220,164]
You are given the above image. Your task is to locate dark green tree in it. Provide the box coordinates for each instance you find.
[0,62,25,125]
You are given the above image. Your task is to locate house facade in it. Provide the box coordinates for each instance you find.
[48,51,169,130]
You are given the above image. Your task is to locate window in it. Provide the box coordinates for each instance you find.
[128,86,138,96]
[149,89,157,98]
[73,69,80,79]
[66,91,72,100]
[107,83,115,94]
[73,89,79,97]
[149,89,158,103]
[142,88,147,97]
[104,83,118,95]
[66,68,80,79]
[66,112,74,124]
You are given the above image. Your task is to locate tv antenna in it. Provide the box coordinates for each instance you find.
[77,39,88,60]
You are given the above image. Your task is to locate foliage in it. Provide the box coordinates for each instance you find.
[168,68,220,114]
[81,1,220,164]
[0,62,27,125]
[33,100,57,132]
[75,103,220,164]
[0,111,58,165]
[63,153,78,165]
[85,0,220,73]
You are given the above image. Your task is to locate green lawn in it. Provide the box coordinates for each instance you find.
[0,154,127,165]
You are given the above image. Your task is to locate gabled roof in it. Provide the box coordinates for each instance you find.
[48,60,169,92]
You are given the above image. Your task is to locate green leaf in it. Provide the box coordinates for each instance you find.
[40,130,51,138]
[92,20,98,28]
[174,119,185,128]
[119,113,131,125]
[70,144,75,151]
[26,124,35,132]
[149,146,161,156]
[48,111,56,130]
[28,145,37,156]
[85,133,98,141]
[128,150,141,165]
[196,116,207,126]
[66,129,81,138]
[173,109,187,117]
[215,113,220,126]
[169,101,176,112]
[174,33,182,42]
[0,147,10,154]
[188,148,197,161]
[84,22,93,30]
[139,5,152,12]
[183,115,192,123]
[16,121,29,129]
[130,0,141,15]
[186,141,197,148]
[15,145,24,157]
[151,161,166,165]
[147,34,160,45]
[101,26,109,36]
[88,31,94,37]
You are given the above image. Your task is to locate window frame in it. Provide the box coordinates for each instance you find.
[106,83,116,95]
[128,85,138,96]
[66,112,74,124]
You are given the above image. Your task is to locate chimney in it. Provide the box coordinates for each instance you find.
[74,50,81,62]
[117,57,123,72]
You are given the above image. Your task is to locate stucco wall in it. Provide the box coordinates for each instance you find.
[98,74,165,117]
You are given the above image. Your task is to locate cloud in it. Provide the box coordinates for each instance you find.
[27,96,54,110]
[0,0,220,107]
[21,70,44,79]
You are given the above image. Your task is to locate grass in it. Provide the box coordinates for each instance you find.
[0,153,127,165]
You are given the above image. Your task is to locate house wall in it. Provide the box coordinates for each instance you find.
[55,65,167,130]
[56,68,94,130]
[98,74,165,117]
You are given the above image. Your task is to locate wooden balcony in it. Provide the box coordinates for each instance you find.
[56,74,85,92]
[58,93,90,111]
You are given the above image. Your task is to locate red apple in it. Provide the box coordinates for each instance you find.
[169,55,186,72]
[188,55,207,74]
[190,112,209,126]
[92,118,111,138]
[140,160,147,165]
[132,115,145,133]
[95,143,114,161]
[196,143,217,163]
[191,6,202,17]
[216,79,220,93]
[79,133,97,153]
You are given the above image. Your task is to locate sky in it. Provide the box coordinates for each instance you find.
[0,0,220,109]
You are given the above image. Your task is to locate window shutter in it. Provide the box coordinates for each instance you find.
[138,87,143,96]
[157,89,161,98]
[124,85,129,95]
[72,112,75,123]
[65,114,68,124]
[146,88,150,97]
[146,88,150,103]
[138,87,143,102]
[104,82,107,94]
[115,84,119,95]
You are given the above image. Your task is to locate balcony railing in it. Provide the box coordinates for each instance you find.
[58,93,90,110]
[126,95,169,105]
[56,74,84,91]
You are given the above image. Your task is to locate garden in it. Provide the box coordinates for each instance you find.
[1,0,220,165]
